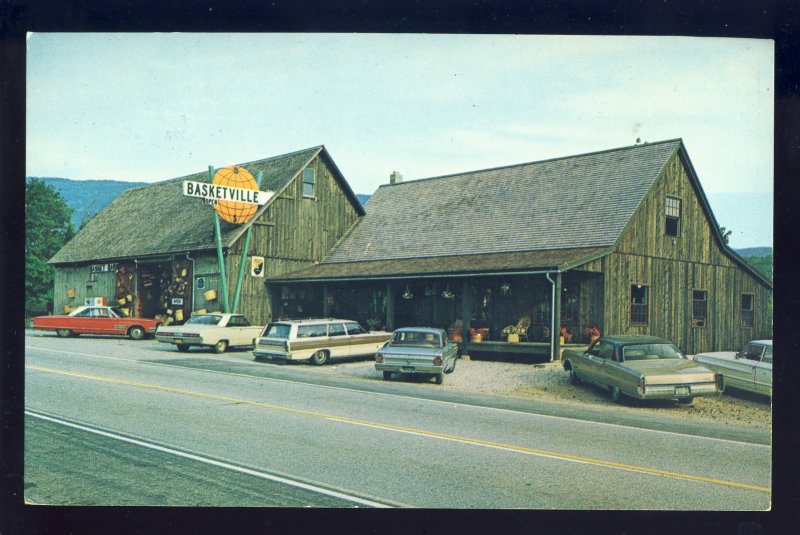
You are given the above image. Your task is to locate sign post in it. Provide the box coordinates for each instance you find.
[185,165,272,315]
[209,166,231,313]
[232,171,263,313]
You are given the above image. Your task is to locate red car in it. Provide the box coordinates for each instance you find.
[32,306,161,340]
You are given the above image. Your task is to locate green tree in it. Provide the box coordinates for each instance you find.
[719,226,733,245]
[26,178,75,315]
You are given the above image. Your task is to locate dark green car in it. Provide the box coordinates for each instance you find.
[562,335,722,404]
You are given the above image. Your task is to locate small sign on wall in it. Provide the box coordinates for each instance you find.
[251,256,265,277]
[171,298,184,306]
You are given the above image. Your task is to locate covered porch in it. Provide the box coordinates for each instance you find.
[268,269,604,362]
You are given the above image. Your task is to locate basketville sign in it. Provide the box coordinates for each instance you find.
[182,180,271,206]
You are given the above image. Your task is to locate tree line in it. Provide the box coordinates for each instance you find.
[26,178,75,316]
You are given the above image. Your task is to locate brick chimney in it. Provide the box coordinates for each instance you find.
[389,171,403,185]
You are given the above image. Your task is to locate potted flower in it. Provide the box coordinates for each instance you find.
[469,327,483,343]
[502,324,525,343]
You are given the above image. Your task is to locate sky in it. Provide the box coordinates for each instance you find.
[26,33,774,248]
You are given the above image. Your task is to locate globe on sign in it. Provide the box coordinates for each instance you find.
[212,166,259,224]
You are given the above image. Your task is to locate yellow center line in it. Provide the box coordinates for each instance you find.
[26,364,770,494]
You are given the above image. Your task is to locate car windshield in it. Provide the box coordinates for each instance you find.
[186,314,223,326]
[622,343,683,361]
[389,331,442,348]
[262,323,291,339]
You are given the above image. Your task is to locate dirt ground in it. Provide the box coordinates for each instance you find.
[307,356,772,430]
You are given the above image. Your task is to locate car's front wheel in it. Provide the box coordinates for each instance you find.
[434,372,444,385]
[610,386,623,403]
[383,371,392,380]
[56,328,72,338]
[310,350,329,366]
[128,326,145,340]
[213,340,228,354]
[176,344,190,352]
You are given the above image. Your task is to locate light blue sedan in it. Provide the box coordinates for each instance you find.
[375,327,458,385]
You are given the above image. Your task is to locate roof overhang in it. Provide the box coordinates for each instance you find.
[269,247,610,284]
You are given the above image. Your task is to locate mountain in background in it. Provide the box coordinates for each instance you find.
[32,177,149,229]
[733,247,772,257]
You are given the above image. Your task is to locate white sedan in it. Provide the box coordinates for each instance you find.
[693,340,772,400]
[155,313,263,353]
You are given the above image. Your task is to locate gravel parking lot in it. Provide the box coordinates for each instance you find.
[295,355,772,430]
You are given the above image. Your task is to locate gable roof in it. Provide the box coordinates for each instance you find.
[323,139,682,264]
[49,146,364,265]
[276,139,770,289]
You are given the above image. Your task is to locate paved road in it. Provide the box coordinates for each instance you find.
[24,333,771,509]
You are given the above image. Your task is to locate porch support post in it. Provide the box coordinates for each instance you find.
[322,284,330,317]
[553,271,562,361]
[461,279,471,355]
[385,283,395,331]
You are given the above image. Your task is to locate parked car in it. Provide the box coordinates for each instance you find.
[155,313,263,353]
[693,340,772,400]
[253,318,392,365]
[562,335,722,404]
[375,327,458,385]
[31,305,161,340]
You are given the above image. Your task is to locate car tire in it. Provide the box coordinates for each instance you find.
[56,328,72,338]
[383,371,392,380]
[434,372,444,385]
[677,397,693,405]
[176,344,190,352]
[610,386,623,403]
[310,350,329,366]
[569,367,581,385]
[213,340,228,354]
[128,326,145,340]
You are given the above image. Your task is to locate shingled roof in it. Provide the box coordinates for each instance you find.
[49,146,363,265]
[272,140,682,282]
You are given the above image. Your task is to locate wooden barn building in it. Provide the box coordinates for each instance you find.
[269,139,772,357]
[48,146,364,326]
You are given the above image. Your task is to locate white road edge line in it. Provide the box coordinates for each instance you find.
[25,409,392,508]
[26,344,771,449]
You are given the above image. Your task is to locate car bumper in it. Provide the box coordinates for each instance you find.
[638,383,721,400]
[253,348,292,360]
[155,334,204,345]
[375,362,445,375]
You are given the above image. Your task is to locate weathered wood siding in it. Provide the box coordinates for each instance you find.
[603,151,772,354]
[53,266,116,313]
[227,154,362,325]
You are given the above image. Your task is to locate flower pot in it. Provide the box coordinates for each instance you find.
[507,333,519,343]
[559,335,565,345]
[590,335,599,344]
[66,289,75,298]
[203,289,217,301]
[470,333,482,343]
[447,328,462,341]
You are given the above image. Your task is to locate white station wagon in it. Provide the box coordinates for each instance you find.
[253,318,392,365]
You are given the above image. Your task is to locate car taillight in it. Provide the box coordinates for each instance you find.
[433,356,443,366]
[375,353,384,363]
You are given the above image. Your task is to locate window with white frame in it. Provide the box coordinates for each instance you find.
[665,196,682,237]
